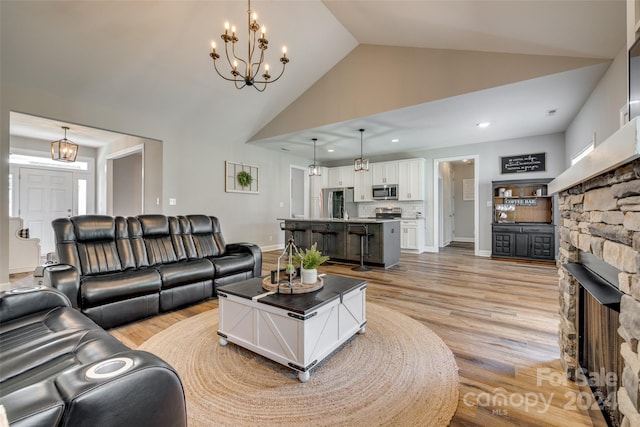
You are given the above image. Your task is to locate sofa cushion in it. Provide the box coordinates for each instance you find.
[80,269,161,308]
[136,215,187,264]
[210,253,255,277]
[184,215,226,257]
[58,216,137,275]
[0,382,65,426]
[155,259,214,290]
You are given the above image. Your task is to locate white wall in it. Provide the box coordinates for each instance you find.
[565,47,627,167]
[453,162,475,241]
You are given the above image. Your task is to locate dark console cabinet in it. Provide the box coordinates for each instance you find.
[492,224,555,261]
[492,179,555,262]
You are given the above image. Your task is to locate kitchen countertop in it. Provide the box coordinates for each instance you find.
[278,217,400,223]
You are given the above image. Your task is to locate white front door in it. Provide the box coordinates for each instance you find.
[19,167,73,255]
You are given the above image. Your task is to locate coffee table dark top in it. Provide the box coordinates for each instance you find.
[217,275,366,315]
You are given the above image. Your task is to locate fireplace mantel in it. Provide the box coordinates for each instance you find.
[549,118,640,194]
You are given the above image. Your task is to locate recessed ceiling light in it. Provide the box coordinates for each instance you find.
[477,122,490,128]
[391,139,399,143]
[327,149,334,153]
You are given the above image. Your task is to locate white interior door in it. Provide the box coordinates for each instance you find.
[19,167,73,255]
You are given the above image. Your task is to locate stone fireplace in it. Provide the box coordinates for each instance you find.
[553,119,640,427]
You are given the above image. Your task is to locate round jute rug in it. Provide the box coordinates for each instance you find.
[138,303,459,427]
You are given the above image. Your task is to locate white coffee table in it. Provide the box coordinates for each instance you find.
[216,275,367,382]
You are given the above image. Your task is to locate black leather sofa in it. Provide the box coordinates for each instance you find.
[42,214,262,328]
[0,286,186,426]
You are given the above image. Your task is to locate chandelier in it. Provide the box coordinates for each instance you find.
[308,138,321,176]
[51,126,78,162]
[209,0,289,91]
[354,129,369,172]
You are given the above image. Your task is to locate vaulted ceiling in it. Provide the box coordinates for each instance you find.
[4,1,626,162]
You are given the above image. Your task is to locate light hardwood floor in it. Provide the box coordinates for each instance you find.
[14,247,608,426]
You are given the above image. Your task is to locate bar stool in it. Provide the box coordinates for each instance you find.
[280,222,306,247]
[311,225,336,256]
[348,224,372,272]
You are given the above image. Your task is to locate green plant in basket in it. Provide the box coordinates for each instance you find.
[237,170,253,187]
[294,243,330,269]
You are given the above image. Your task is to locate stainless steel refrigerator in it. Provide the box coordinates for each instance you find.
[321,187,357,219]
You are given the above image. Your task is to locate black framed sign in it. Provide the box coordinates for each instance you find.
[500,153,546,174]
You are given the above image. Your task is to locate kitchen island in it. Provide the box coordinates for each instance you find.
[277,218,401,268]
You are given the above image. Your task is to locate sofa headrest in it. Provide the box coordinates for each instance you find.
[187,215,213,234]
[137,215,170,236]
[71,216,116,242]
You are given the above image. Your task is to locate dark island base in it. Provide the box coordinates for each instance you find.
[278,218,401,269]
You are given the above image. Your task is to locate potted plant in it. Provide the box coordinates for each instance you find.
[294,243,330,284]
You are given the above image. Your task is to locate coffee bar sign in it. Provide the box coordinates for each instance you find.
[501,153,546,174]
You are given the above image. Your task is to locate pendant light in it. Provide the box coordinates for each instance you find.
[354,128,369,172]
[51,126,79,162]
[308,138,321,176]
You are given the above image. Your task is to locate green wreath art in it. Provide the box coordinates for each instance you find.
[237,170,253,188]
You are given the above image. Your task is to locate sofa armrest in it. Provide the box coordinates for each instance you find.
[54,350,186,427]
[0,286,71,323]
[226,242,263,277]
[43,264,81,308]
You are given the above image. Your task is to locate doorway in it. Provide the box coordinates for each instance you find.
[108,148,144,216]
[433,155,479,256]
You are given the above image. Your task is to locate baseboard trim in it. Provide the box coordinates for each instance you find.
[477,250,491,257]
[453,237,474,243]
[260,244,283,252]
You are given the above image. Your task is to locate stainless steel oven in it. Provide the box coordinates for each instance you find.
[372,184,398,200]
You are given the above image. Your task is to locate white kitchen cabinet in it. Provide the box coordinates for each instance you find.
[371,162,399,185]
[398,159,425,201]
[400,219,425,252]
[353,170,372,202]
[327,166,355,188]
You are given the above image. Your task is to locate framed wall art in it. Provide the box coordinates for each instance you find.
[225,161,259,194]
[500,152,546,174]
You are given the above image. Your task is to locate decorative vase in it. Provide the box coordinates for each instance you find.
[301,267,317,284]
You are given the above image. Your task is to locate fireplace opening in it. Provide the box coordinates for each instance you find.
[567,252,624,427]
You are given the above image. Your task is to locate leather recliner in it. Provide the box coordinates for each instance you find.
[0,286,187,426]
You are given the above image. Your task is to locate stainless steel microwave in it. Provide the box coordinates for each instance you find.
[372,184,398,200]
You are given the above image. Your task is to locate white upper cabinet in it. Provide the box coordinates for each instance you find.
[398,159,425,201]
[353,171,373,202]
[327,166,355,188]
[371,162,399,185]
